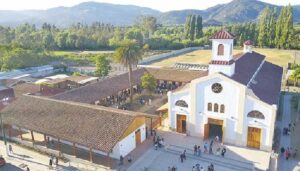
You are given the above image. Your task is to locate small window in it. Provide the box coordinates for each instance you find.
[214,103,219,112]
[218,44,224,56]
[208,103,212,111]
[247,110,265,119]
[220,105,225,113]
[175,100,188,108]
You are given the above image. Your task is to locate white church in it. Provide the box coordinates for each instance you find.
[167,30,283,151]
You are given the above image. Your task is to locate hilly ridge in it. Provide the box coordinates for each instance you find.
[0,0,299,27]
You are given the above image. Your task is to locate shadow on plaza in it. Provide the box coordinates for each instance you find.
[2,163,23,171]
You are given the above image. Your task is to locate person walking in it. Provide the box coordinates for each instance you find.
[8,144,13,155]
[285,148,289,160]
[120,155,124,165]
[180,154,183,163]
[26,167,30,171]
[55,157,58,167]
[204,142,208,153]
[49,158,53,169]
[194,145,197,155]
[197,146,201,156]
[221,147,226,157]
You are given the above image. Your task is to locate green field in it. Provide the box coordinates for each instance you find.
[152,48,300,68]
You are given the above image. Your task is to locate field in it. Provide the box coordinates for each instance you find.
[152,48,300,68]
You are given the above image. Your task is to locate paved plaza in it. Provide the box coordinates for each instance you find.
[127,148,235,171]
[277,94,300,171]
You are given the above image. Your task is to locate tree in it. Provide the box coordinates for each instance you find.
[184,15,192,39]
[195,15,203,39]
[258,7,271,47]
[290,67,300,86]
[114,40,143,103]
[267,8,277,47]
[189,15,196,41]
[141,73,157,95]
[125,28,144,45]
[137,16,157,39]
[95,55,111,77]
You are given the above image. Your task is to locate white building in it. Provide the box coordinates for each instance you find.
[167,30,283,151]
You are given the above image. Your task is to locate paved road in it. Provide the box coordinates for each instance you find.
[278,94,300,171]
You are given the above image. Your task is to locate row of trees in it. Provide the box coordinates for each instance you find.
[257,5,294,49]
[184,15,203,41]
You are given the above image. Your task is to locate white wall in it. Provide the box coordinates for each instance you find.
[243,96,274,149]
[111,124,146,159]
[211,39,233,61]
[194,77,240,142]
[209,63,235,76]
[168,91,191,129]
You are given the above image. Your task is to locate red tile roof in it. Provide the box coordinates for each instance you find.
[244,40,253,45]
[209,30,236,40]
[52,69,145,104]
[1,95,147,152]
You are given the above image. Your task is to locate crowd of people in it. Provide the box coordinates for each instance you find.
[283,122,296,135]
[281,122,298,160]
[281,146,298,160]
[99,85,142,107]
[155,82,179,95]
[153,131,165,150]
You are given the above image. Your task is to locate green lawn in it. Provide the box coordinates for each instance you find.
[152,48,300,68]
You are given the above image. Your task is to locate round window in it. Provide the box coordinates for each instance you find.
[211,83,223,93]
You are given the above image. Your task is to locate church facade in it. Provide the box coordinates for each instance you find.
[167,30,283,151]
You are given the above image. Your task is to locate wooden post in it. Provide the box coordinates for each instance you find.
[8,126,12,138]
[150,117,153,136]
[57,138,61,156]
[107,152,112,169]
[18,127,23,140]
[89,147,93,162]
[44,134,48,147]
[30,130,35,143]
[73,142,77,157]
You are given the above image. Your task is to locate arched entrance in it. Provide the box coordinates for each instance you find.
[204,118,223,141]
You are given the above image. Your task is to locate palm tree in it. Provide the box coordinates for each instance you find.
[114,40,143,103]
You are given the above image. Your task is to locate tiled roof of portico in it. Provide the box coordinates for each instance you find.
[0,95,151,153]
[52,68,145,104]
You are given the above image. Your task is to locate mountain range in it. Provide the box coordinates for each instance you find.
[0,0,299,27]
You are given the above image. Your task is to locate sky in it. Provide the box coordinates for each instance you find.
[0,0,299,11]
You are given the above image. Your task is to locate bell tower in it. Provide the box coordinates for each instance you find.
[208,30,236,77]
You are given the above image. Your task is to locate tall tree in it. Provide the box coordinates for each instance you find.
[114,40,143,102]
[137,16,157,39]
[195,15,203,39]
[189,15,196,41]
[267,8,277,47]
[258,7,271,47]
[184,15,192,39]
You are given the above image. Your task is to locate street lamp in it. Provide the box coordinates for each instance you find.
[1,97,9,156]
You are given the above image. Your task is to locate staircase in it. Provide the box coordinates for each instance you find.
[163,144,254,171]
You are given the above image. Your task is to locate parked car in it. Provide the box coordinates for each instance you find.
[0,156,5,166]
